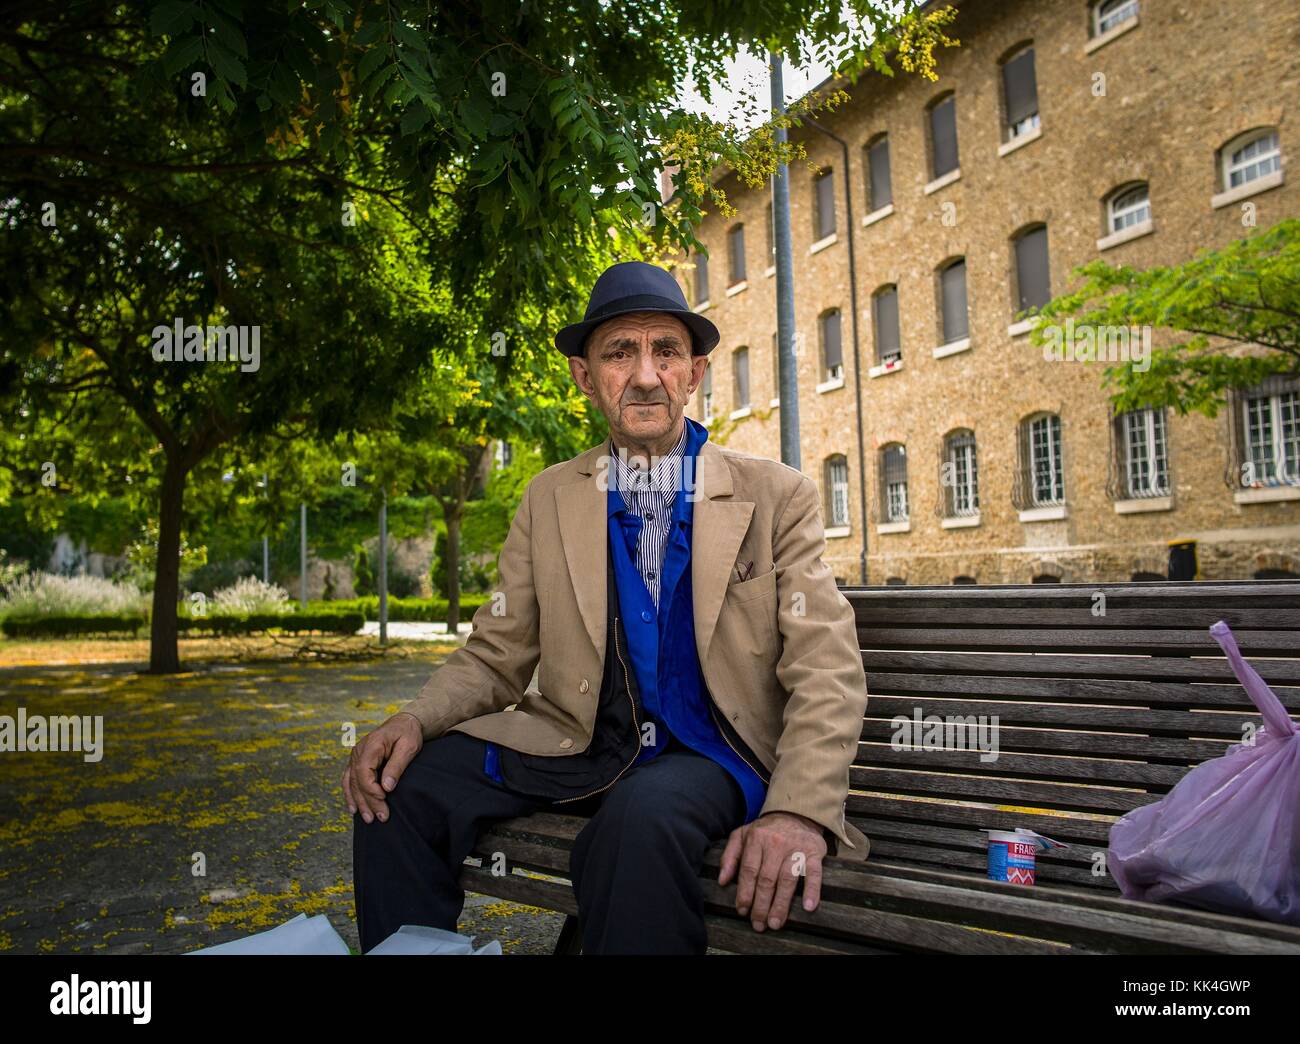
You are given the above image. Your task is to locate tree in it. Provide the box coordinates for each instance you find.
[0,19,443,668]
[0,1,957,669]
[1030,218,1299,417]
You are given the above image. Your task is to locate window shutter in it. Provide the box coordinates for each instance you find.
[728,226,746,283]
[822,311,843,373]
[815,171,836,239]
[940,261,968,343]
[874,288,900,359]
[930,97,958,177]
[695,253,710,302]
[868,137,892,210]
[1015,227,1050,311]
[1002,49,1038,127]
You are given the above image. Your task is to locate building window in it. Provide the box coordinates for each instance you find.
[826,455,850,528]
[1106,183,1150,233]
[942,429,979,517]
[938,259,969,344]
[494,439,513,470]
[880,443,909,522]
[1241,375,1299,487]
[732,346,750,409]
[1031,573,1062,584]
[1117,408,1170,498]
[1222,130,1281,191]
[694,251,710,305]
[701,364,713,422]
[1094,0,1139,35]
[885,576,907,586]
[1021,413,1065,506]
[866,134,892,211]
[872,286,901,365]
[727,224,746,285]
[813,168,836,240]
[952,575,977,585]
[928,93,959,179]
[1013,224,1051,316]
[1000,45,1040,141]
[820,309,844,382]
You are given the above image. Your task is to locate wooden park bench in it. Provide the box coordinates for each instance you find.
[458,579,1300,954]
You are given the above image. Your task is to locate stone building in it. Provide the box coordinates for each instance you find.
[671,0,1298,584]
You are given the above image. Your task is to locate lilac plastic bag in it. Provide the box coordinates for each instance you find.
[1108,620,1300,925]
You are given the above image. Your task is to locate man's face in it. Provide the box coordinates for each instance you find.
[569,312,708,450]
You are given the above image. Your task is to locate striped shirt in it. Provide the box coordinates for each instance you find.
[609,424,688,609]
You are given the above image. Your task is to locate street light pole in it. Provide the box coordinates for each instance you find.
[299,503,307,610]
[378,489,388,646]
[770,51,802,471]
[261,472,269,583]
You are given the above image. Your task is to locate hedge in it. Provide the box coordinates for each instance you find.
[178,611,365,636]
[308,595,490,622]
[1,610,363,639]
[1,613,145,638]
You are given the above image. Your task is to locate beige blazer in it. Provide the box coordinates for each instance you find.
[399,435,871,861]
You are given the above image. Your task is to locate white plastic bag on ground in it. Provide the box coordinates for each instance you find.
[366,924,502,955]
[186,913,350,955]
[185,914,502,954]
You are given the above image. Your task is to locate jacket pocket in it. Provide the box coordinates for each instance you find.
[725,565,777,605]
[723,567,779,651]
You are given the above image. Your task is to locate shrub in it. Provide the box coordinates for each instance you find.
[1,613,145,638]
[178,610,363,636]
[306,594,490,622]
[0,572,147,617]
[353,546,375,597]
[210,576,293,616]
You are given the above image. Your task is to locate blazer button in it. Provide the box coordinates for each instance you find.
[559,738,574,749]
[579,679,590,694]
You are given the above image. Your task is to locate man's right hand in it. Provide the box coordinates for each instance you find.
[342,712,424,824]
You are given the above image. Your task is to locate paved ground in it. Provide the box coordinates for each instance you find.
[0,642,565,954]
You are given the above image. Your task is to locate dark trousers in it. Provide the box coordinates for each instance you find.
[352,730,747,954]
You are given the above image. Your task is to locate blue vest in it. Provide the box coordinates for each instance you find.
[485,418,768,824]
[605,418,767,822]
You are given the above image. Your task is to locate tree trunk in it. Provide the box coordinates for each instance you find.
[444,508,461,634]
[149,453,187,673]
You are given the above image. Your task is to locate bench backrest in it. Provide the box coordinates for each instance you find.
[844,580,1300,890]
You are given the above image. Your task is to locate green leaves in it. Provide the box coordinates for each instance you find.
[149,1,196,37]
[1031,218,1300,417]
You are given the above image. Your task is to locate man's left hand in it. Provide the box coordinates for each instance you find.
[718,811,827,932]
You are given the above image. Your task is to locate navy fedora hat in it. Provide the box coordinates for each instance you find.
[555,260,720,358]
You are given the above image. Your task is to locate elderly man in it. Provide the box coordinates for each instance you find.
[347,260,869,955]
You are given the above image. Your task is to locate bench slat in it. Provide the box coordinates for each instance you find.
[860,627,1300,653]
[859,694,1266,737]
[850,766,1153,812]
[859,719,1240,763]
[855,607,1299,628]
[862,649,1300,682]
[865,672,1300,710]
[856,743,1191,787]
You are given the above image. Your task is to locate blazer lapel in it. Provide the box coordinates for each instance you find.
[556,443,608,665]
[692,441,753,662]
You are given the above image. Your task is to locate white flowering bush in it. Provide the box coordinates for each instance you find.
[0,572,147,617]
[210,576,294,616]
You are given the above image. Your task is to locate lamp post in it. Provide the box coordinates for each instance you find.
[770,51,802,470]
